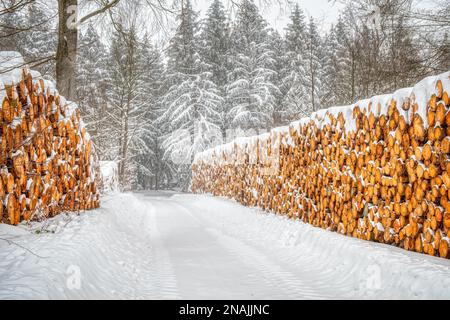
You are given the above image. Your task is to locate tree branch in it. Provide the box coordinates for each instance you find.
[79,0,121,25]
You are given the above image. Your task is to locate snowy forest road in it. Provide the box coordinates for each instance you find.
[2,192,450,299]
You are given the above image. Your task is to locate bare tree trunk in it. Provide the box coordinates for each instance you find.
[56,0,122,100]
[119,106,129,187]
[56,0,78,101]
[155,138,161,191]
[351,49,356,102]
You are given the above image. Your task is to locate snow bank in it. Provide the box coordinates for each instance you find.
[100,161,119,194]
[179,194,450,299]
[2,192,450,299]
[0,193,154,299]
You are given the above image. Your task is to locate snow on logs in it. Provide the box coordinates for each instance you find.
[0,53,100,225]
[192,71,450,259]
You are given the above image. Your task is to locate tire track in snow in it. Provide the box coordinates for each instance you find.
[140,201,180,299]
[169,200,329,299]
[206,227,329,299]
[4,192,450,299]
[173,194,450,299]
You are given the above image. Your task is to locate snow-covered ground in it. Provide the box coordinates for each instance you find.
[1,192,450,300]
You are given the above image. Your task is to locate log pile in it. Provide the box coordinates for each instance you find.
[0,56,100,225]
[192,71,450,259]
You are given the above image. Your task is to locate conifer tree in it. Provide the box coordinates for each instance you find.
[281,4,309,119]
[22,2,57,78]
[76,24,110,158]
[226,0,279,130]
[304,17,322,112]
[159,0,223,189]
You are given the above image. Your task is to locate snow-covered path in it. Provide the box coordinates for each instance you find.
[2,192,450,299]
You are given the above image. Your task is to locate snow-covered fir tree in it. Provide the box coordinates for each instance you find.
[159,0,223,190]
[107,25,163,190]
[166,0,199,78]
[280,4,309,120]
[22,2,56,78]
[0,1,56,77]
[0,0,27,52]
[321,17,355,107]
[267,30,286,126]
[199,0,230,137]
[135,35,173,190]
[199,0,230,90]
[226,0,279,131]
[76,24,110,159]
[304,17,322,112]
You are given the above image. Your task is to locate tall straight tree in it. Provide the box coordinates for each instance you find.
[56,0,121,101]
[280,4,309,119]
[304,17,322,112]
[56,0,79,101]
[199,0,230,137]
[135,35,170,190]
[199,0,230,89]
[22,2,57,78]
[76,24,110,158]
[159,0,223,190]
[226,0,279,131]
[106,3,162,190]
[268,30,286,126]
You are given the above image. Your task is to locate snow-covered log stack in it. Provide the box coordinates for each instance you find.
[192,71,450,259]
[0,52,100,225]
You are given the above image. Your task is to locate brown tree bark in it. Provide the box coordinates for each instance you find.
[56,0,78,101]
[56,0,121,101]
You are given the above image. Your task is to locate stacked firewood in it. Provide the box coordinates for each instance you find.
[192,72,450,259]
[0,68,100,225]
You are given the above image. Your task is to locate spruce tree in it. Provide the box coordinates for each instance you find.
[107,26,162,190]
[159,0,223,190]
[199,0,230,137]
[281,4,309,120]
[22,2,57,78]
[136,35,172,190]
[0,0,27,52]
[199,0,230,89]
[268,30,286,126]
[76,24,110,158]
[226,0,279,131]
[304,17,322,112]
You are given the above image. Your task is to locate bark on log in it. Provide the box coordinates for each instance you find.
[0,69,100,226]
[192,72,450,259]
